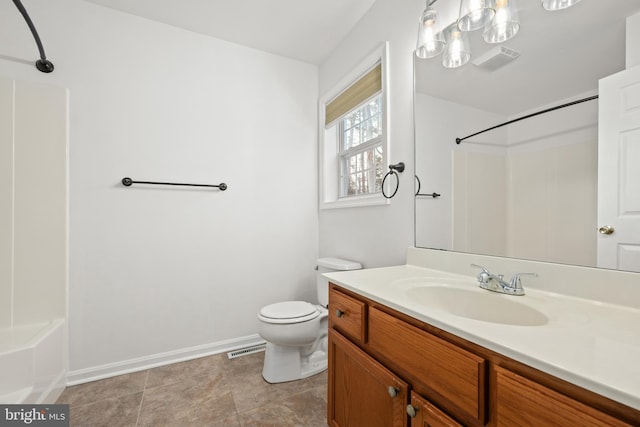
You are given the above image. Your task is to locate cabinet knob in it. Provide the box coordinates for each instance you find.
[387,386,399,398]
[406,405,417,418]
[335,309,344,318]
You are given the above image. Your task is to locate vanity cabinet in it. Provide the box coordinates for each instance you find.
[328,284,640,427]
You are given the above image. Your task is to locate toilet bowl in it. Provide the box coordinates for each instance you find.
[257,257,361,383]
[258,301,328,383]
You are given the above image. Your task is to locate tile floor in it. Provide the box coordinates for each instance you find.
[56,351,328,427]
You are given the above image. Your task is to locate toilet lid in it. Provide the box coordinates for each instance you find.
[259,301,319,324]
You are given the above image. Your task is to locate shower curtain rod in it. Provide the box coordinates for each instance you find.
[455,95,599,145]
[12,0,54,73]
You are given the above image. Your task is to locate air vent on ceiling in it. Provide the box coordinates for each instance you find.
[471,46,520,71]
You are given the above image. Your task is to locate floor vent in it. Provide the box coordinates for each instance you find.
[227,343,266,359]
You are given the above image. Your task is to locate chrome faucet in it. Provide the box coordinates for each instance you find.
[471,264,537,296]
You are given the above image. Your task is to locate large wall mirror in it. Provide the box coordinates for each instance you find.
[414,1,640,272]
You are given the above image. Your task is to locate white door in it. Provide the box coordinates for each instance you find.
[598,65,640,272]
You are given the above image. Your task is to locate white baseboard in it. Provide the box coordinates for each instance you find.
[66,334,265,386]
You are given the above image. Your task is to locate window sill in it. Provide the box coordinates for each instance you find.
[320,194,390,210]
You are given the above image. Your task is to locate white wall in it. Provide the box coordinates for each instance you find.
[0,0,318,378]
[626,12,640,68]
[317,0,423,268]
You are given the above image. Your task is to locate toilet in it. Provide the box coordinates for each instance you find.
[257,257,362,383]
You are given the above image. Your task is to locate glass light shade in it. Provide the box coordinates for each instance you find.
[483,0,520,43]
[416,7,446,59]
[541,0,582,11]
[442,24,471,68]
[458,0,496,31]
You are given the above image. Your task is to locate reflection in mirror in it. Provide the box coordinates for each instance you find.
[414,1,640,272]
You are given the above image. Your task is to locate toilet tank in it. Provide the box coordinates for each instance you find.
[316,257,362,306]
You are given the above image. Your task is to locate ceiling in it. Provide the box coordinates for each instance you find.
[82,0,377,65]
[80,1,640,115]
[415,1,640,115]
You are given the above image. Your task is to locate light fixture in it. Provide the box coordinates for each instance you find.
[442,23,471,68]
[483,0,519,44]
[541,0,582,11]
[458,0,496,32]
[414,0,580,70]
[416,0,446,59]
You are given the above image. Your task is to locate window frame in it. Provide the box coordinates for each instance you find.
[319,42,390,210]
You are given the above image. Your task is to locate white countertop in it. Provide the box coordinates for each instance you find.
[324,264,640,411]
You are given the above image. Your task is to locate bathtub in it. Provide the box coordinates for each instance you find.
[0,320,66,404]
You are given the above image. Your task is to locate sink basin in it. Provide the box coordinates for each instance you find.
[405,286,549,326]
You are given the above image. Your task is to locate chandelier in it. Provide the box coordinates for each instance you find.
[416,0,582,68]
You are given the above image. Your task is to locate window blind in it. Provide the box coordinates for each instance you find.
[325,63,382,127]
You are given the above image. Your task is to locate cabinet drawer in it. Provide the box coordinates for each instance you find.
[368,307,486,424]
[329,287,366,343]
[409,392,462,427]
[495,366,631,427]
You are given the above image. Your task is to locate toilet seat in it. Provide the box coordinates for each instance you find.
[258,301,319,324]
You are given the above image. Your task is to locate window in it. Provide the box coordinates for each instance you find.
[339,95,384,197]
[319,43,389,209]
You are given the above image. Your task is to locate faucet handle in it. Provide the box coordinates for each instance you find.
[509,272,538,289]
[471,264,491,283]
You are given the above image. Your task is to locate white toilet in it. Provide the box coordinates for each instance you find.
[257,257,361,383]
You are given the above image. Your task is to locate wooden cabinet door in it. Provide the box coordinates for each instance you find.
[328,329,409,427]
[494,366,632,427]
[408,392,462,427]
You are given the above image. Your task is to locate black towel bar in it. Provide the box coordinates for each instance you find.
[121,177,227,191]
[414,175,440,198]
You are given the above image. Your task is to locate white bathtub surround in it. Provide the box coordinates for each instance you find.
[324,247,640,411]
[0,78,68,403]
